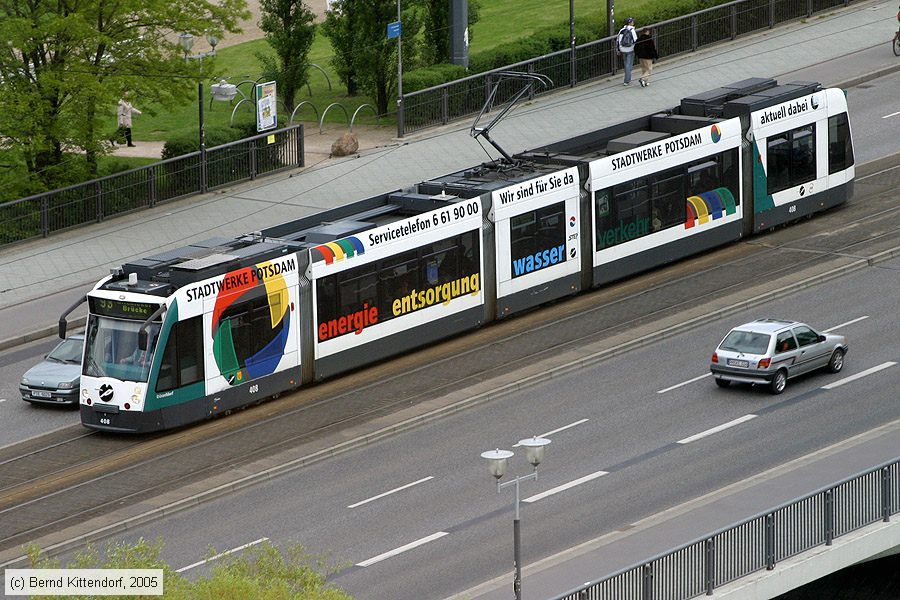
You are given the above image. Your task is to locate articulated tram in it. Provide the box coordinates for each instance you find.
[59,78,854,432]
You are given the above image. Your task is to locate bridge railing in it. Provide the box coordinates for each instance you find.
[551,457,899,600]
[399,0,856,136]
[0,124,304,247]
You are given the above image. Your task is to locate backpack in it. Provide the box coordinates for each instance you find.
[619,27,635,48]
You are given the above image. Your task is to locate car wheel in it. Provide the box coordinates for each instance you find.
[715,378,730,388]
[828,349,844,373]
[770,370,787,395]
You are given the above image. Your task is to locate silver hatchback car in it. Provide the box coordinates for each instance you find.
[19,334,84,406]
[710,319,848,394]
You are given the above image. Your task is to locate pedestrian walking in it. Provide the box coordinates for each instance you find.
[117,91,142,147]
[635,28,659,87]
[616,18,638,86]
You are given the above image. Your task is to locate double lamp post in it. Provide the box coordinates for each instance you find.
[482,436,551,600]
[178,32,219,193]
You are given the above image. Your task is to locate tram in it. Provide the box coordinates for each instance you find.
[59,78,854,432]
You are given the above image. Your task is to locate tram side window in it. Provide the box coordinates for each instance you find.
[766,125,816,195]
[156,316,204,392]
[217,294,284,369]
[458,230,479,274]
[423,238,460,287]
[596,178,651,250]
[316,231,482,340]
[792,126,816,184]
[339,264,378,317]
[316,277,337,325]
[510,202,566,265]
[652,170,685,231]
[828,113,854,174]
[378,250,418,319]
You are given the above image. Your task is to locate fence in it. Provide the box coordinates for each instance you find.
[549,457,899,600]
[399,0,856,136]
[0,124,304,247]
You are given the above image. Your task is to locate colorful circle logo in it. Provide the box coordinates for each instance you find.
[710,124,721,143]
[569,216,576,228]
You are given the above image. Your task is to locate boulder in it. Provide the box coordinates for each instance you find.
[330,132,359,157]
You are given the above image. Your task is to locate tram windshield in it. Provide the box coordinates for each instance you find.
[82,315,161,383]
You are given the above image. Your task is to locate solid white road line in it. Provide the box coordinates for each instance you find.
[512,419,589,447]
[176,537,269,573]
[523,470,609,503]
[657,373,711,394]
[356,531,449,567]
[677,414,758,445]
[0,399,6,403]
[823,316,868,332]
[822,362,897,390]
[881,110,900,119]
[347,476,434,509]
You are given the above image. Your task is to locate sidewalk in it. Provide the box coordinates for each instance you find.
[1,0,898,347]
[109,122,399,167]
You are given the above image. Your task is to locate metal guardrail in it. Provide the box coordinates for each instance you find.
[549,457,899,600]
[399,0,856,136]
[0,124,305,247]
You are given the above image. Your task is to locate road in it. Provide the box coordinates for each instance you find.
[1,52,897,446]
[47,248,900,600]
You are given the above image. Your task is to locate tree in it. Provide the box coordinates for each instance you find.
[321,0,423,115]
[0,0,249,191]
[422,0,481,65]
[257,0,317,112]
[320,1,361,96]
[26,538,354,599]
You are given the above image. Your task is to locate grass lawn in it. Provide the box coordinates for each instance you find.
[131,0,642,143]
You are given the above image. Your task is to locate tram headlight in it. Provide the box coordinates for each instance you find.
[82,389,89,398]
[131,394,140,404]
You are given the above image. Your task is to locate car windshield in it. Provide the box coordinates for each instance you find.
[82,315,160,383]
[47,338,84,364]
[719,330,771,355]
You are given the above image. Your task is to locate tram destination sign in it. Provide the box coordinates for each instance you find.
[89,298,160,320]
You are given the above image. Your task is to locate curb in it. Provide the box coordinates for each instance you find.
[3,242,900,569]
[832,62,900,91]
[0,317,86,353]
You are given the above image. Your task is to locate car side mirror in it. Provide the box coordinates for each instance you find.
[818,335,826,343]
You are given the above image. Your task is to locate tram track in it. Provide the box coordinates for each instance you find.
[1,167,898,558]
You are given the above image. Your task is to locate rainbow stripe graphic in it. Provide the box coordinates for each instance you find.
[685,187,736,229]
[211,261,291,384]
[312,236,365,265]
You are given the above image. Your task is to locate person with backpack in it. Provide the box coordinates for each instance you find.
[616,17,638,86]
[635,28,659,87]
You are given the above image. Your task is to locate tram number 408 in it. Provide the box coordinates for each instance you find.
[100,417,111,425]
[249,384,259,394]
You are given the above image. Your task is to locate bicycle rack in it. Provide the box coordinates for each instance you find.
[289,101,320,124]
[306,63,333,94]
[349,104,378,132]
[319,102,349,134]
[230,98,255,126]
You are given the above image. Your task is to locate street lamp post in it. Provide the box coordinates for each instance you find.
[179,32,219,193]
[482,436,551,600]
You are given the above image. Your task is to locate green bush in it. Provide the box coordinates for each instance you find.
[161,125,248,160]
[403,63,470,93]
